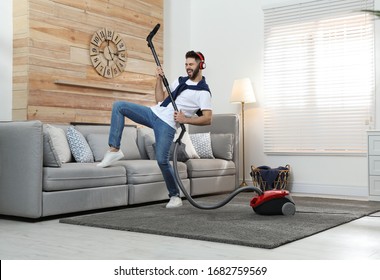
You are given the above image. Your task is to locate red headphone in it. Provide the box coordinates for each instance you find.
[196,52,206,70]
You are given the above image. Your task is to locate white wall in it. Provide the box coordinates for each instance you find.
[163,0,191,80]
[0,0,13,121]
[165,0,371,197]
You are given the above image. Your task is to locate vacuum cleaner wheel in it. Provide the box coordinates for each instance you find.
[281,201,296,216]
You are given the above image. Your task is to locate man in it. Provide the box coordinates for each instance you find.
[97,51,212,208]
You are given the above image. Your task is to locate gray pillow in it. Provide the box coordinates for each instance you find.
[169,143,189,162]
[211,133,234,160]
[137,127,155,159]
[42,130,62,167]
[144,134,156,160]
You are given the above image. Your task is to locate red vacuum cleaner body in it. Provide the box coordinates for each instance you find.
[250,190,296,216]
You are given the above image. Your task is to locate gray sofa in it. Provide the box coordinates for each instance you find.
[0,114,239,219]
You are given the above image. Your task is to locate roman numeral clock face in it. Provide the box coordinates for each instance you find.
[90,28,127,78]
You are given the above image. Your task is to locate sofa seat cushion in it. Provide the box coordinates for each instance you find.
[115,160,188,185]
[43,163,126,191]
[186,159,236,178]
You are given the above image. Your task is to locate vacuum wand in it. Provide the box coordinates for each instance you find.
[146,23,186,141]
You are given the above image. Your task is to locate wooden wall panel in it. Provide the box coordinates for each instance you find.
[13,0,163,124]
[12,0,29,121]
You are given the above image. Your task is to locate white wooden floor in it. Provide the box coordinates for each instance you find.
[1,210,380,260]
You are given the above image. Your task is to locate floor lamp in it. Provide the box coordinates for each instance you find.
[230,78,256,187]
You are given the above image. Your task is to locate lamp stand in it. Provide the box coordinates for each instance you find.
[240,101,248,187]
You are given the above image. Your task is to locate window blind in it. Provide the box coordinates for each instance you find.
[263,0,375,155]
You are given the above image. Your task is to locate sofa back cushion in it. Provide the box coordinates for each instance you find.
[211,133,234,160]
[74,125,141,161]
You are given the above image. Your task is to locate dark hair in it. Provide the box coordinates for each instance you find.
[186,50,204,62]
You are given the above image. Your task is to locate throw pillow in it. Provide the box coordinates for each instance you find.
[45,124,72,163]
[211,133,234,160]
[189,132,215,159]
[144,134,156,160]
[174,128,200,159]
[42,129,62,167]
[66,126,94,163]
[137,127,155,159]
[170,142,189,162]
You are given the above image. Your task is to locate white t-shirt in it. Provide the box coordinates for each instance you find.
[151,78,212,129]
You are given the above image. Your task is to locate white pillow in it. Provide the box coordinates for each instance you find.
[66,126,94,163]
[189,132,215,159]
[174,128,200,159]
[45,124,72,163]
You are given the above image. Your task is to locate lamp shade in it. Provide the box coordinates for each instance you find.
[230,78,256,104]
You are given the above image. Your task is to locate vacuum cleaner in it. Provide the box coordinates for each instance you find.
[146,24,296,216]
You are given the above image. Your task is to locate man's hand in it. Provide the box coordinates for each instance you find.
[174,110,187,124]
[155,66,166,103]
[156,66,164,79]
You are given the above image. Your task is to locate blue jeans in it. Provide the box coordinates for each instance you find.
[108,101,178,197]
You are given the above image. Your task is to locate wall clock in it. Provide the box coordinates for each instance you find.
[89,28,127,78]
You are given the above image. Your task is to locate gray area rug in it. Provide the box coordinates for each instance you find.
[60,193,380,249]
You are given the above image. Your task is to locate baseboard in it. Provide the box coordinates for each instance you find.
[242,179,369,200]
[369,195,380,202]
[289,182,369,199]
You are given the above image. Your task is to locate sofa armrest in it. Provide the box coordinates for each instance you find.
[0,120,44,218]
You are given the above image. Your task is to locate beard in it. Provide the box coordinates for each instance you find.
[187,64,200,80]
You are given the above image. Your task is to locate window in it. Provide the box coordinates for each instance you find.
[263,0,375,155]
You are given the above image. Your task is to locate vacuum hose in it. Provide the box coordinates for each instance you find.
[173,140,263,209]
[147,23,263,209]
